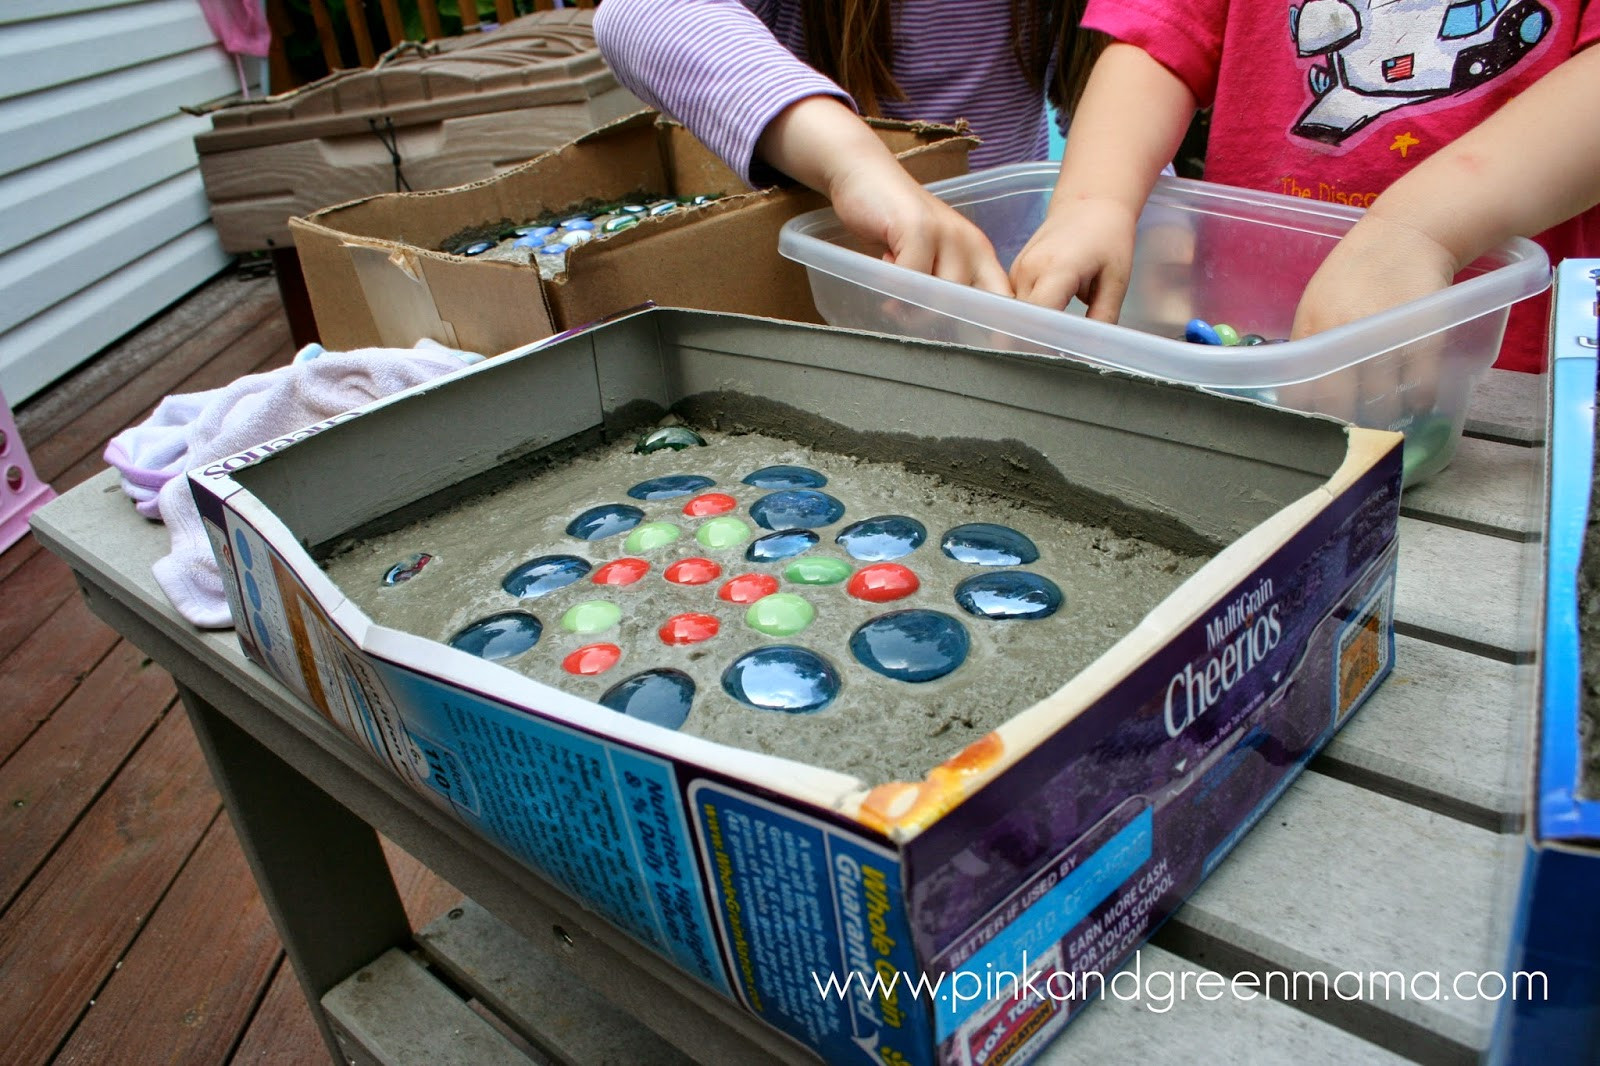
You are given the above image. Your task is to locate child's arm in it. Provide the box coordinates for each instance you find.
[1009,43,1195,318]
[757,97,1012,294]
[1292,45,1600,340]
[595,0,1011,295]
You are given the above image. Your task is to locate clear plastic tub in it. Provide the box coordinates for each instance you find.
[779,165,1551,485]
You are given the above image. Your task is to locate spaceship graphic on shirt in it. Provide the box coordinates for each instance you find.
[1289,0,1551,143]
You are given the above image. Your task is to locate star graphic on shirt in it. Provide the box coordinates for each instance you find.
[1390,132,1420,158]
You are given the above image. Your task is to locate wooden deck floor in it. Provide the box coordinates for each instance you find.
[1,267,464,1065]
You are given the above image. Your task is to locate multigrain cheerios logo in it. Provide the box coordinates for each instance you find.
[1164,578,1281,738]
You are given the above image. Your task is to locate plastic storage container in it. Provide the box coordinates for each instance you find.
[779,165,1550,485]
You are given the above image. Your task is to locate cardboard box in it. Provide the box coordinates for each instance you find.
[1491,259,1600,1065]
[196,9,642,253]
[190,309,1402,1066]
[288,112,975,356]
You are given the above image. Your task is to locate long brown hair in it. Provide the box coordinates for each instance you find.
[800,1,1105,118]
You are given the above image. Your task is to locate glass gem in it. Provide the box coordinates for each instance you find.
[722,646,840,714]
[592,558,650,585]
[746,592,815,636]
[847,563,920,603]
[940,523,1040,566]
[849,610,969,682]
[501,554,590,598]
[626,474,715,500]
[718,573,780,604]
[835,515,927,561]
[382,552,432,586]
[784,557,852,586]
[1241,333,1267,345]
[563,643,621,676]
[567,503,645,541]
[696,516,751,550]
[745,529,818,562]
[750,490,846,530]
[459,240,495,256]
[558,229,592,247]
[559,217,595,230]
[1213,323,1241,346]
[624,521,682,553]
[561,600,622,634]
[635,427,706,453]
[659,612,720,645]
[954,571,1063,620]
[1185,318,1221,345]
[603,214,640,233]
[449,611,542,661]
[741,464,828,489]
[600,669,694,730]
[684,492,739,517]
[665,557,722,585]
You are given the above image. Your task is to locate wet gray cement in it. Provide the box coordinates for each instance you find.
[323,427,1209,786]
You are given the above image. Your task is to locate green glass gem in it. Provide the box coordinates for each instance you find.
[746,592,815,636]
[603,214,641,234]
[635,427,707,453]
[624,521,682,552]
[562,600,621,634]
[784,557,852,585]
[1213,323,1241,346]
[696,516,751,549]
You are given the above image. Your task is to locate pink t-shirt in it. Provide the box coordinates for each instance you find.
[1085,0,1600,371]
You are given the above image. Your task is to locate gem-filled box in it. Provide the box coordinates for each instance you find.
[189,308,1401,1066]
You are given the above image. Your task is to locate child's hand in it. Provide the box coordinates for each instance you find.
[828,156,1013,296]
[1008,196,1139,320]
[1290,213,1458,339]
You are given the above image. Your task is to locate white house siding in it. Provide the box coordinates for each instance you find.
[0,0,247,402]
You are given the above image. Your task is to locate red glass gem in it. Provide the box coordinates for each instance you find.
[592,558,650,585]
[664,557,723,585]
[659,613,720,645]
[562,642,622,675]
[683,492,739,517]
[718,573,780,604]
[847,563,920,602]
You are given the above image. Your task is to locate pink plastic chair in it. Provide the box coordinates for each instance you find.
[0,389,56,555]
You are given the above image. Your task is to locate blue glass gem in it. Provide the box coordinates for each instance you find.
[502,554,591,598]
[745,528,819,562]
[741,465,827,489]
[750,490,846,530]
[459,240,495,257]
[635,427,707,453]
[1185,318,1222,345]
[449,611,542,661]
[566,503,645,541]
[383,552,432,585]
[626,474,716,501]
[512,235,543,249]
[940,523,1040,566]
[600,668,695,730]
[722,646,840,714]
[835,515,926,561]
[849,610,970,683]
[560,217,595,231]
[954,571,1063,620]
[515,224,557,239]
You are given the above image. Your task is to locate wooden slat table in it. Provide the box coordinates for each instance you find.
[28,370,1545,1066]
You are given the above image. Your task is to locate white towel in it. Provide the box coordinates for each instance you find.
[105,344,473,628]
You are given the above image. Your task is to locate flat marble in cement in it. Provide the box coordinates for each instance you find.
[322,427,1207,786]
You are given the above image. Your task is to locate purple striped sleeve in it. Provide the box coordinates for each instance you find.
[594,0,852,185]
